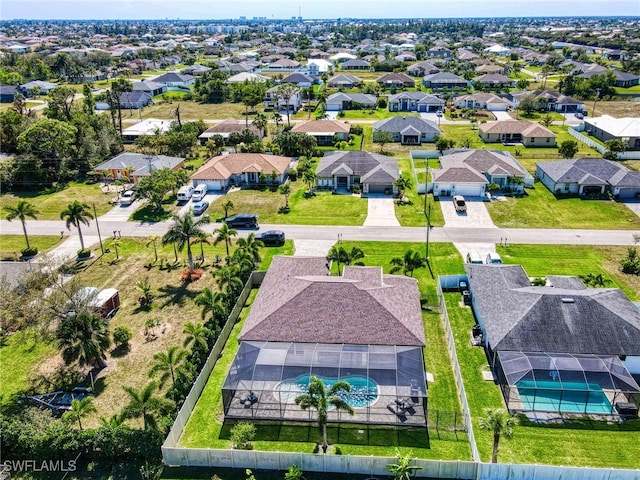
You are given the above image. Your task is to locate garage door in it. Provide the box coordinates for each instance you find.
[203,180,225,191]
[618,188,640,200]
[368,184,391,194]
[452,184,485,197]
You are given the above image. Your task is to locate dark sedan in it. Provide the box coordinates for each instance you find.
[257,230,285,246]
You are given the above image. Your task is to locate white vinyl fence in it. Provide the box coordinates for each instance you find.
[569,127,640,159]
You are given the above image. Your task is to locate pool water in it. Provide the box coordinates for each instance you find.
[516,379,614,414]
[275,375,379,408]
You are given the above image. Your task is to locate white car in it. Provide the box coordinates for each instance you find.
[120,190,135,205]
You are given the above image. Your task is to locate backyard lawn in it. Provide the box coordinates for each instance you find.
[486,181,640,230]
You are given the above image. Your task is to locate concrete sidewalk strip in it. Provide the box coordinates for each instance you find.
[363,195,400,227]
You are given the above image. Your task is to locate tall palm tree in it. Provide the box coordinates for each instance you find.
[194,288,227,332]
[295,376,354,452]
[278,183,291,209]
[326,245,348,275]
[271,111,282,134]
[390,249,427,277]
[236,233,264,265]
[148,346,187,388]
[57,310,111,369]
[162,212,210,274]
[213,222,238,257]
[478,408,519,463]
[63,396,96,431]
[4,200,39,251]
[122,382,173,431]
[394,175,413,198]
[60,201,94,251]
[212,263,244,297]
[251,113,268,140]
[182,321,210,350]
[146,236,159,263]
[302,170,317,192]
[110,238,122,260]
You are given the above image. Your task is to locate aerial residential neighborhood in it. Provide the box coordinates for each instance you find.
[1,5,640,480]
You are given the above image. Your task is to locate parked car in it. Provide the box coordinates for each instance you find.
[177,185,194,203]
[453,195,467,212]
[257,230,285,246]
[574,112,584,119]
[192,201,209,216]
[191,184,208,202]
[120,190,135,205]
[224,214,259,229]
[466,252,483,264]
[486,252,503,264]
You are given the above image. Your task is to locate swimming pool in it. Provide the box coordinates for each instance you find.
[275,375,379,408]
[516,379,614,414]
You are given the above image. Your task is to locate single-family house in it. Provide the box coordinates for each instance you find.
[431,149,533,197]
[222,256,428,427]
[376,73,415,89]
[291,120,350,146]
[226,72,269,84]
[452,92,510,111]
[120,118,172,144]
[479,120,557,147]
[387,92,444,112]
[536,158,640,199]
[132,80,167,97]
[151,72,195,88]
[264,86,302,112]
[316,150,399,194]
[340,59,371,71]
[326,92,377,111]
[395,52,417,63]
[327,74,362,89]
[281,73,315,88]
[373,117,440,145]
[483,44,510,56]
[20,80,58,95]
[306,59,332,76]
[181,64,211,76]
[118,91,153,109]
[475,64,505,75]
[267,58,300,70]
[584,115,640,150]
[457,49,479,61]
[198,118,261,145]
[472,73,515,88]
[329,52,357,63]
[422,72,468,90]
[611,70,640,88]
[464,263,640,416]
[427,47,452,59]
[190,153,292,190]
[0,85,18,103]
[93,152,184,184]
[406,61,440,77]
[510,90,585,113]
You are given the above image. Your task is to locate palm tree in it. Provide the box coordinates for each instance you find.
[63,396,96,431]
[146,236,159,263]
[212,263,244,297]
[148,346,187,388]
[60,201,94,251]
[394,175,413,198]
[390,249,427,277]
[327,245,348,275]
[279,183,291,209]
[122,382,173,431]
[56,310,111,369]
[236,233,264,265]
[194,287,227,332]
[295,376,354,452]
[302,170,317,192]
[4,200,39,252]
[222,199,235,219]
[343,246,365,267]
[100,413,126,428]
[213,222,238,257]
[271,111,282,134]
[110,238,122,260]
[478,408,519,463]
[162,212,210,274]
[387,450,422,480]
[252,113,268,140]
[182,321,210,350]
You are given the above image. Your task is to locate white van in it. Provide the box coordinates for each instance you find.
[466,252,484,264]
[191,184,208,202]
[177,185,194,203]
[486,252,503,264]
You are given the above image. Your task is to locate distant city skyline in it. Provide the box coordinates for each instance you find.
[2,0,639,21]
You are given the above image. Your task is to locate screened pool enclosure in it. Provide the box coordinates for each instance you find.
[223,341,428,427]
[495,351,640,416]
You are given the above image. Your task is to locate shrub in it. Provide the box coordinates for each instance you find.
[350,125,363,136]
[21,247,38,257]
[230,422,256,450]
[287,169,298,181]
[76,248,91,259]
[113,326,132,347]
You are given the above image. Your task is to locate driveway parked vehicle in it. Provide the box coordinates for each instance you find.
[120,190,135,206]
[192,201,209,216]
[257,230,285,246]
[453,195,467,212]
[223,214,259,229]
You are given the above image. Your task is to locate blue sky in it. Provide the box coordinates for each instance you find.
[2,0,639,20]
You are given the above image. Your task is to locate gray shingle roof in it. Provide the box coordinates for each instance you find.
[317,151,398,181]
[373,116,440,135]
[465,264,640,355]
[239,257,425,346]
[94,152,183,175]
[537,158,640,188]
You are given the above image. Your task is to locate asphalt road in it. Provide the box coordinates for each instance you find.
[2,219,638,246]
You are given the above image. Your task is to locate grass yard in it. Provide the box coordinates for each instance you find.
[179,241,471,459]
[139,101,248,120]
[0,235,63,261]
[592,100,640,118]
[210,181,368,226]
[486,181,640,230]
[394,157,445,228]
[0,182,113,220]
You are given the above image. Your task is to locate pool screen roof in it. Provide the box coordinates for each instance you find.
[223,341,427,395]
[497,351,640,392]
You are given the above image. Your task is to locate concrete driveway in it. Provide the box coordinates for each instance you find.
[622,200,640,218]
[363,194,400,227]
[440,196,497,229]
[99,200,143,221]
[492,111,513,121]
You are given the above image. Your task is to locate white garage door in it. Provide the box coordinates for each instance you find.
[452,184,485,197]
[201,180,225,191]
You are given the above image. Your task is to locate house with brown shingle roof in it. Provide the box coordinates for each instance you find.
[376,72,415,89]
[479,120,557,147]
[290,120,350,146]
[190,153,292,190]
[221,256,428,426]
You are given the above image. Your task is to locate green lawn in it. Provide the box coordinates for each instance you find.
[0,235,63,260]
[486,182,640,230]
[210,182,368,226]
[0,182,114,220]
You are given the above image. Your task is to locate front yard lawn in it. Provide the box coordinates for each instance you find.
[486,182,640,229]
[0,235,63,261]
